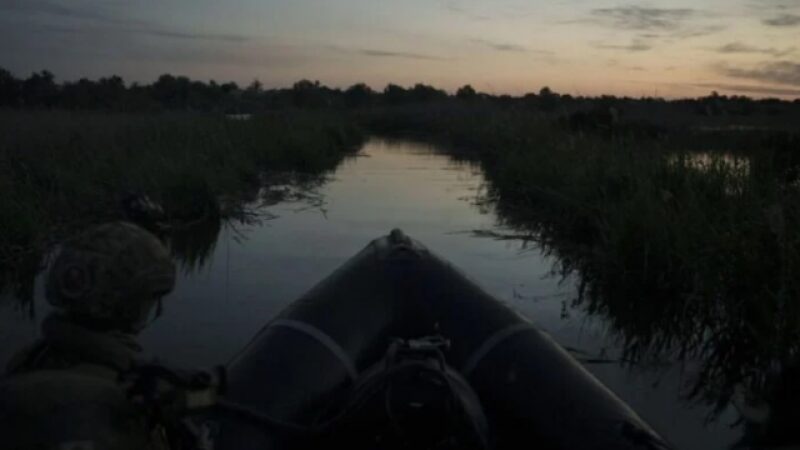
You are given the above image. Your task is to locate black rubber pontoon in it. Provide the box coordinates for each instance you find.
[218,229,671,450]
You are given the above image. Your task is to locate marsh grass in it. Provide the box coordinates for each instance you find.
[365,104,800,421]
[0,110,363,296]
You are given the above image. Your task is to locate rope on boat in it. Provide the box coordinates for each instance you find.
[462,323,534,377]
[268,319,359,381]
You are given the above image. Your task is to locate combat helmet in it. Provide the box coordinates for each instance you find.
[46,221,176,333]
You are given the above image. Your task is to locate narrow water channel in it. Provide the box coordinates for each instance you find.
[0,138,743,449]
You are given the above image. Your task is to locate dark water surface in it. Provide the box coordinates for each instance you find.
[0,139,742,449]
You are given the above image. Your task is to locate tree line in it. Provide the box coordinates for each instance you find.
[1,67,798,114]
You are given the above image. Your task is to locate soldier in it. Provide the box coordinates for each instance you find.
[6,221,176,376]
[1,222,177,450]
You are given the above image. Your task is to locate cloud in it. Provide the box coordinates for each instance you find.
[673,25,726,39]
[0,18,309,84]
[441,1,490,21]
[582,5,722,47]
[763,14,800,26]
[468,38,555,56]
[595,39,653,52]
[720,61,800,86]
[322,44,452,62]
[30,21,251,44]
[358,49,450,61]
[590,5,697,31]
[441,0,537,22]
[138,29,248,43]
[754,1,800,9]
[715,42,795,57]
[470,38,527,53]
[0,0,147,26]
[692,82,800,97]
[0,0,251,43]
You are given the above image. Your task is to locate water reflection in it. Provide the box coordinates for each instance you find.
[668,152,750,175]
[167,215,223,273]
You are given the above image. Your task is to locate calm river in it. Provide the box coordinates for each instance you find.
[0,138,743,449]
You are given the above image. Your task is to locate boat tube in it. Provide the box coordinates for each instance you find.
[217,229,672,450]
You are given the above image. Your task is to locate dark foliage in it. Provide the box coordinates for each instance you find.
[2,67,798,118]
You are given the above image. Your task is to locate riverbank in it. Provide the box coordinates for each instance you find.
[0,110,363,297]
[363,103,800,431]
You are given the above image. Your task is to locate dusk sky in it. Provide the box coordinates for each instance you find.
[2,0,799,98]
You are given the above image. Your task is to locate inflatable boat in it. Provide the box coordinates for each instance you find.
[216,229,672,450]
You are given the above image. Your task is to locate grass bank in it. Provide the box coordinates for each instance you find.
[0,110,363,293]
[364,103,800,419]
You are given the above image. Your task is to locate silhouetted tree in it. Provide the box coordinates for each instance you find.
[383,84,408,105]
[246,79,263,94]
[0,67,21,107]
[697,91,726,116]
[151,74,191,109]
[61,78,99,109]
[21,70,58,108]
[344,83,374,108]
[537,86,559,112]
[456,84,477,100]
[2,67,798,116]
[125,82,161,112]
[97,76,126,109]
[220,81,239,94]
[238,79,264,112]
[292,79,327,108]
[409,83,447,103]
